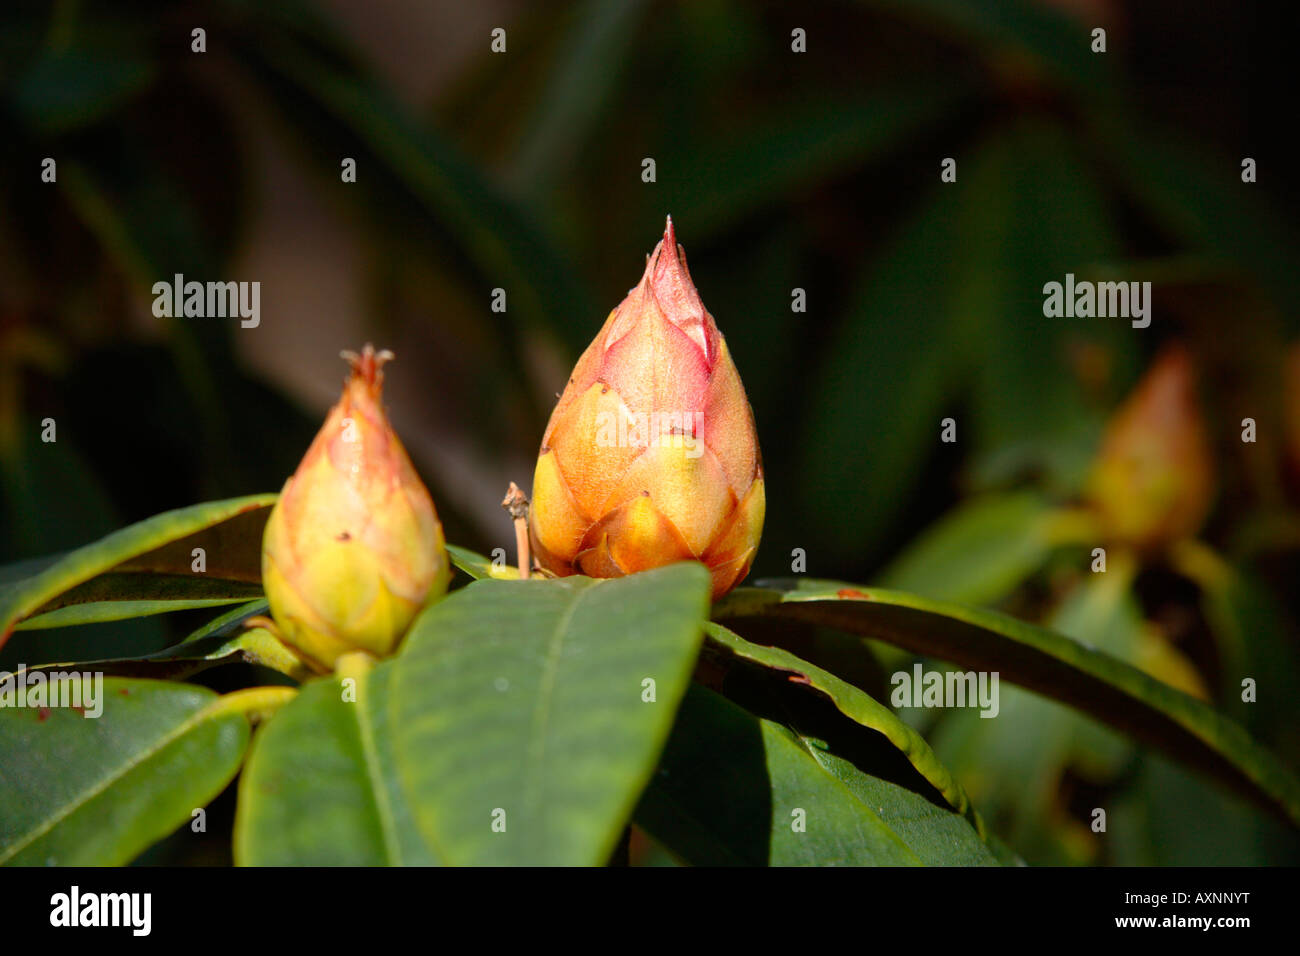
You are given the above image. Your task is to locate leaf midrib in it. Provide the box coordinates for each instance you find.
[781,725,923,866]
[352,670,402,865]
[520,583,593,846]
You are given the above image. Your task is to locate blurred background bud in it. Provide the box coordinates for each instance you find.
[1084,346,1213,550]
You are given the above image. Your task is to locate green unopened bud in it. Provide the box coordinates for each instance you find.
[261,345,450,671]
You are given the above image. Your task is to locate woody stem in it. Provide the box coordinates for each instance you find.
[502,482,531,580]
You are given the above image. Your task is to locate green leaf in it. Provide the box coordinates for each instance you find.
[0,679,254,865]
[446,543,520,581]
[704,622,983,835]
[714,580,1300,827]
[177,599,271,646]
[878,492,1060,605]
[635,684,925,865]
[13,586,259,632]
[804,746,1000,866]
[235,661,437,865]
[392,563,712,865]
[928,569,1143,861]
[0,494,274,649]
[19,602,307,682]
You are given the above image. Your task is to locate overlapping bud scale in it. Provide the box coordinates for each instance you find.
[261,345,449,670]
[530,218,764,598]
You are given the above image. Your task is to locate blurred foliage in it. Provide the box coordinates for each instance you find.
[2,0,1298,865]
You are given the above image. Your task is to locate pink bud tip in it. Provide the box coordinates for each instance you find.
[340,343,395,389]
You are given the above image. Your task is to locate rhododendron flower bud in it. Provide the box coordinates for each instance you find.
[530,217,764,598]
[261,345,449,670]
[1085,345,1213,548]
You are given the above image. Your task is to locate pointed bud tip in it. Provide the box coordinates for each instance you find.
[340,343,395,389]
[650,215,686,272]
[631,214,714,365]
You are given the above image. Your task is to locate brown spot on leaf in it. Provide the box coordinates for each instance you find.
[836,588,871,600]
[337,531,351,541]
[37,708,50,722]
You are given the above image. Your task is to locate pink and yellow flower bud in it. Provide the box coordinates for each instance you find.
[530,217,764,598]
[1085,345,1213,549]
[261,345,450,670]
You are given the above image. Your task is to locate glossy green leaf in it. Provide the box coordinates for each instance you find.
[0,495,274,649]
[928,569,1143,862]
[19,601,306,683]
[14,588,258,632]
[392,563,712,865]
[704,622,983,835]
[236,661,437,865]
[446,544,520,582]
[804,746,1000,866]
[714,579,1300,826]
[635,684,925,865]
[0,679,255,865]
[177,599,271,645]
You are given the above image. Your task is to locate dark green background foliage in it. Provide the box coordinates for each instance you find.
[2,0,1298,865]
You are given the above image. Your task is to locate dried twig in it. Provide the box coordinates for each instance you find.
[501,482,531,579]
